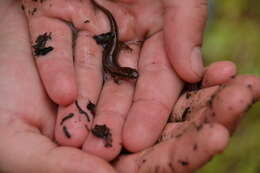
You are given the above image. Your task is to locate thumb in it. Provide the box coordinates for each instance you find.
[163,0,208,83]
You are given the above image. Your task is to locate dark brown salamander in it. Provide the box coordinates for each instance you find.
[91,0,139,82]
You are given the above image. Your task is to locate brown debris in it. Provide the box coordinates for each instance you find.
[182,107,191,121]
[84,19,90,23]
[87,100,96,117]
[75,100,90,122]
[186,92,192,99]
[178,160,189,166]
[32,32,54,56]
[63,126,71,138]
[193,144,198,151]
[60,113,74,125]
[91,124,112,147]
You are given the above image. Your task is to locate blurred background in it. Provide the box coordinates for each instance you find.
[196,0,260,173]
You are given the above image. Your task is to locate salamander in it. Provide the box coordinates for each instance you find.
[91,0,139,82]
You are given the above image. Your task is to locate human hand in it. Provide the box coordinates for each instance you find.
[22,0,207,103]
[21,0,207,161]
[114,64,260,173]
[0,1,115,172]
[2,2,259,173]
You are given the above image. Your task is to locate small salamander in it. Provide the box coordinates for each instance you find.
[91,0,139,82]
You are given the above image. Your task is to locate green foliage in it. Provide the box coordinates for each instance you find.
[196,0,260,172]
[203,0,260,76]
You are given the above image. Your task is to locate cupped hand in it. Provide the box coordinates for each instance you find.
[21,0,208,161]
[115,64,260,173]
[2,2,260,173]
[0,1,115,172]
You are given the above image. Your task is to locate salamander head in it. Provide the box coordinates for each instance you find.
[121,67,139,79]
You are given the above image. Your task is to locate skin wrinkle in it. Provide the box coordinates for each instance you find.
[136,1,165,40]
[75,51,101,71]
[74,34,102,86]
[163,107,212,143]
[133,98,172,115]
[141,29,163,42]
[6,109,45,134]
[115,3,138,41]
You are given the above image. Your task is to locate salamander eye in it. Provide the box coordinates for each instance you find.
[130,70,139,79]
[121,67,139,79]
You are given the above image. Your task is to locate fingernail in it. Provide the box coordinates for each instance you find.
[191,47,204,80]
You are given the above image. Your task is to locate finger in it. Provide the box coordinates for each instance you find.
[212,76,260,132]
[22,0,78,105]
[22,0,102,106]
[202,61,237,87]
[74,32,103,101]
[82,44,139,161]
[55,32,103,147]
[115,123,229,173]
[170,75,260,134]
[28,16,77,105]
[123,32,183,152]
[0,111,115,173]
[163,0,208,83]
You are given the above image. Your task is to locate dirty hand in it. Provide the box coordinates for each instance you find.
[21,0,260,167]
[0,1,115,172]
[114,67,260,172]
[20,0,179,161]
[1,1,260,173]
